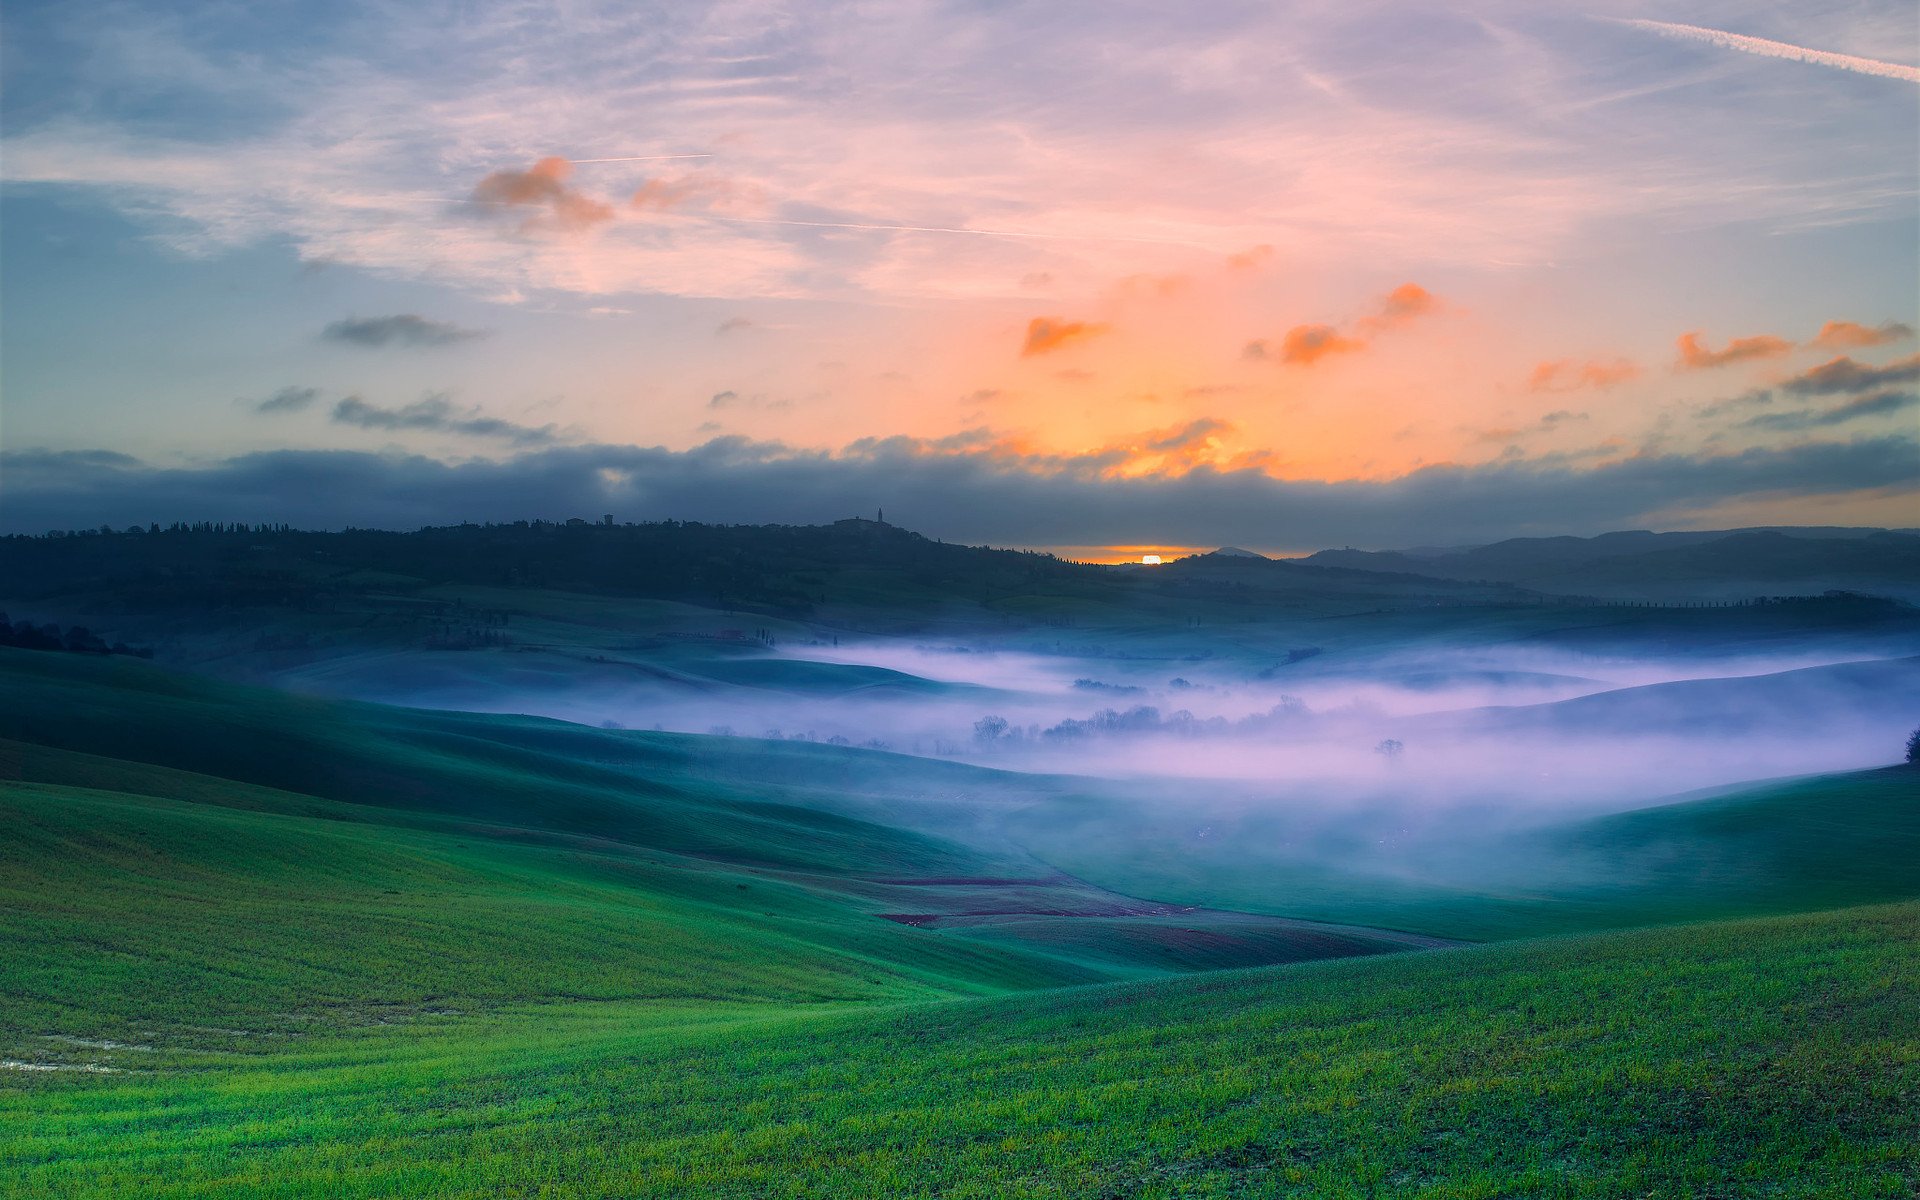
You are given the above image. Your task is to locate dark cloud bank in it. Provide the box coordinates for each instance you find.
[4,435,1915,547]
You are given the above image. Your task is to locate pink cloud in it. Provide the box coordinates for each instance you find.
[1809,320,1915,350]
[1263,282,1441,367]
[1280,324,1364,365]
[1529,358,1641,392]
[472,157,614,231]
[1675,330,1792,370]
[1022,317,1108,357]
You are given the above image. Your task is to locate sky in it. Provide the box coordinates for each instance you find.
[1,0,1915,555]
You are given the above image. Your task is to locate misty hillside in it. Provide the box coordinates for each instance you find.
[1299,527,1920,600]
[1415,654,1920,739]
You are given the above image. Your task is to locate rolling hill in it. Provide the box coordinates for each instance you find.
[4,649,1918,1196]
[1300,527,1920,601]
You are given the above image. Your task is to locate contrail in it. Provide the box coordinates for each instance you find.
[570,154,716,164]
[1614,18,1920,84]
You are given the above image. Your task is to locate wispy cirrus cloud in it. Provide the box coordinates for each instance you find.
[4,2,1910,306]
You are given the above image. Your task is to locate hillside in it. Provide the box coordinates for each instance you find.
[1300,527,1920,601]
[4,650,1918,1196]
[1008,758,1920,942]
[0,649,1447,1050]
[6,896,1914,1197]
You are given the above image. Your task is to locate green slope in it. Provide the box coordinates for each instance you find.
[3,650,1917,1196]
[6,903,1913,1198]
[1007,764,1920,941]
[0,651,1437,1049]
[0,647,1019,878]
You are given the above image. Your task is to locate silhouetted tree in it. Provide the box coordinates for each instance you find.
[1907,726,1919,765]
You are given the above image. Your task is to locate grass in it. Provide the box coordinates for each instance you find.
[5,903,1914,1197]
[0,650,1447,1051]
[4,648,1918,1196]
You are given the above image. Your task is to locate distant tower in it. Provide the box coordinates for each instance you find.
[877,507,884,524]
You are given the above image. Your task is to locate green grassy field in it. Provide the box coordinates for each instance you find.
[0,650,1444,1048]
[7,903,1914,1198]
[4,648,1918,1196]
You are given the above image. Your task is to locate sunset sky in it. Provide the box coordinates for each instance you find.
[2,0,1915,554]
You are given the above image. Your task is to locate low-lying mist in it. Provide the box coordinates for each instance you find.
[303,630,1920,821]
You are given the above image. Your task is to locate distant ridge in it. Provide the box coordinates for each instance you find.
[1209,546,1268,559]
[1298,527,1920,601]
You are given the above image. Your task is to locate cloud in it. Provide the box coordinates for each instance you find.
[0,448,142,473]
[716,317,755,335]
[630,172,746,213]
[1225,244,1274,270]
[1675,331,1793,370]
[1613,19,1920,85]
[1021,317,1107,357]
[322,315,485,348]
[1810,320,1915,350]
[1474,409,1588,443]
[1696,353,1920,426]
[1528,359,1641,392]
[1279,324,1365,365]
[1141,417,1233,455]
[1743,390,1918,431]
[704,390,788,412]
[471,157,614,231]
[6,3,1912,308]
[1367,282,1437,328]
[331,395,557,445]
[1264,283,1440,367]
[1695,388,1775,419]
[252,386,320,414]
[7,434,1912,549]
[1783,353,1920,396]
